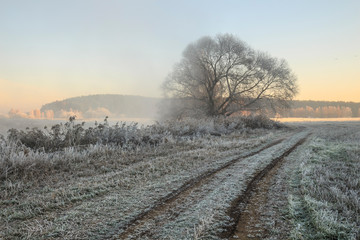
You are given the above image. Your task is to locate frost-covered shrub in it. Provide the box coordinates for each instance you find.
[0,115,281,181]
[6,117,149,152]
[151,115,281,137]
[4,115,281,153]
[240,114,282,129]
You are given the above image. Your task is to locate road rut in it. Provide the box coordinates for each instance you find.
[113,134,308,239]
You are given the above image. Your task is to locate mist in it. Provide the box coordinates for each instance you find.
[0,94,160,136]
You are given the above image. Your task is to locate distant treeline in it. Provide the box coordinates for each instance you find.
[277,100,360,118]
[40,95,360,119]
[41,94,161,119]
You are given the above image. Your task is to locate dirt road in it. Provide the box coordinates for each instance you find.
[113,131,309,239]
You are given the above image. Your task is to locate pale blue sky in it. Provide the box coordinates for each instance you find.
[1,0,359,112]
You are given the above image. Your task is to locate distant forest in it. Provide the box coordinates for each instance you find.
[41,95,161,119]
[277,100,360,118]
[40,95,360,119]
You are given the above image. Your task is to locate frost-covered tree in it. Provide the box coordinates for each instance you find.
[162,34,298,117]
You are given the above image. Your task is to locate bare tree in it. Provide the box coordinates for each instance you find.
[162,34,298,117]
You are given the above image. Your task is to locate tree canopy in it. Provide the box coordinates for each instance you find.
[162,34,298,117]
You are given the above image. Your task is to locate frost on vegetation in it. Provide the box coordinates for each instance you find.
[2,115,280,151]
[0,115,281,182]
[289,130,360,240]
[193,213,215,240]
[0,115,285,239]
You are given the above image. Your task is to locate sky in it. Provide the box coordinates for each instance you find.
[1,0,359,114]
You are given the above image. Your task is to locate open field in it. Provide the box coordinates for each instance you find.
[0,118,359,239]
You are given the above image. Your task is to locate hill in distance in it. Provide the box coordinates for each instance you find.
[40,94,360,119]
[41,94,161,119]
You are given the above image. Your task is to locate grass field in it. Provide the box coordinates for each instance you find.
[0,117,359,239]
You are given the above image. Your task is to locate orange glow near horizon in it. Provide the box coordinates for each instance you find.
[293,55,360,102]
[1,68,360,116]
[296,76,360,102]
[1,1,359,116]
[0,78,63,114]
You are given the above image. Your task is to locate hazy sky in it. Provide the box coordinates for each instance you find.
[1,0,359,114]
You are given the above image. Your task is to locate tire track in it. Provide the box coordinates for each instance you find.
[113,136,289,239]
[222,134,310,239]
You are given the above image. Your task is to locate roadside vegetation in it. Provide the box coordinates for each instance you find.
[288,124,360,240]
[0,115,280,182]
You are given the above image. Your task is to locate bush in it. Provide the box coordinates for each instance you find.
[4,115,282,153]
[6,117,144,152]
[0,115,282,182]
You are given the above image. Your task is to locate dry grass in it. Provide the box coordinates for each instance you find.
[2,117,357,239]
[0,115,286,239]
[288,123,360,240]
